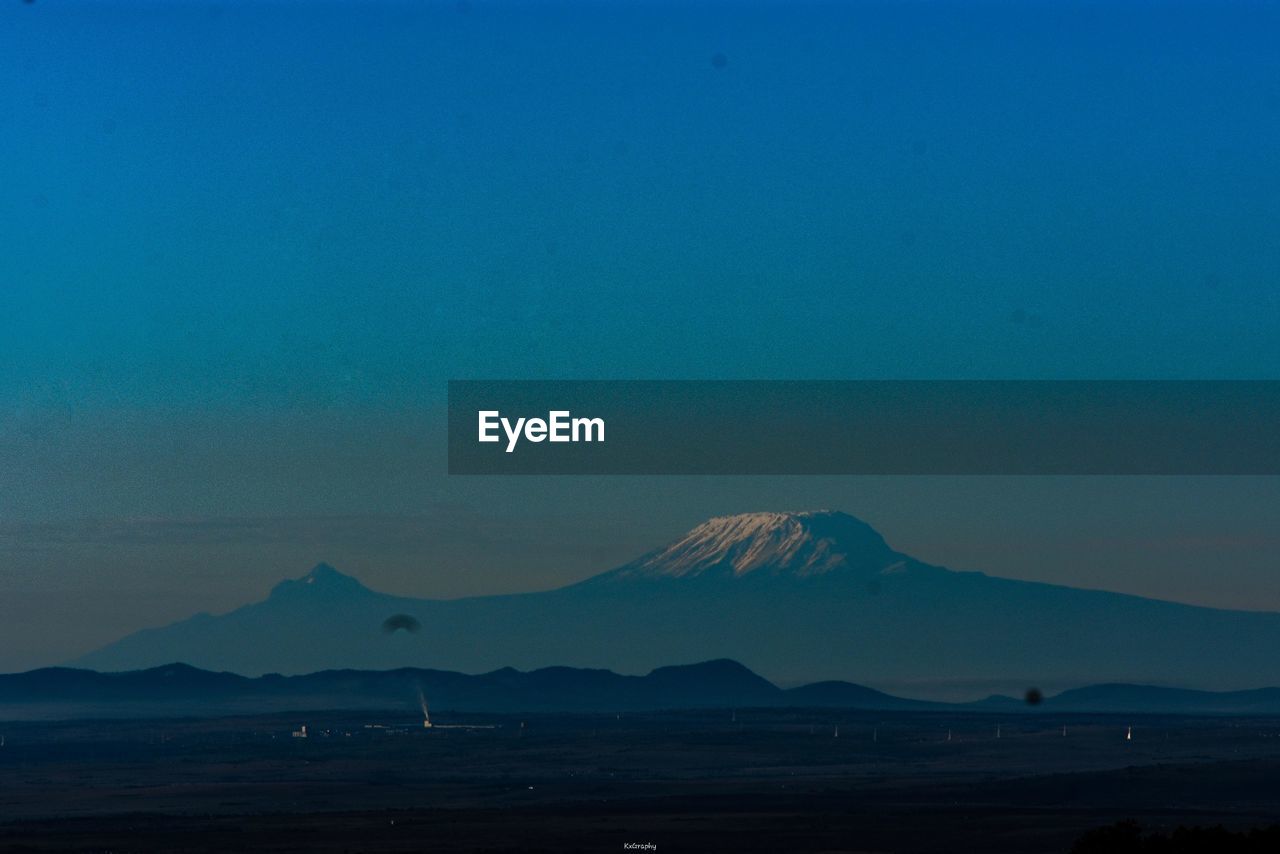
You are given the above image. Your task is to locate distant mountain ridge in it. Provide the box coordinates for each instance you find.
[68,511,1280,699]
[0,659,921,717]
[5,660,1280,718]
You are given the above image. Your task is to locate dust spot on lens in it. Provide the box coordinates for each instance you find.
[1024,688,1043,706]
[382,614,421,634]
[711,53,728,70]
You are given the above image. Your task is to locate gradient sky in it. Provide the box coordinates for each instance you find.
[1,0,1278,671]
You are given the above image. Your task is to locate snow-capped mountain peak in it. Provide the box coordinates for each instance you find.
[609,510,901,580]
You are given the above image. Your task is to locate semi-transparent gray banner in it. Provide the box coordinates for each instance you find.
[447,381,1280,475]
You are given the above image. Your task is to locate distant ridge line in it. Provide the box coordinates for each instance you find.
[5,660,1280,718]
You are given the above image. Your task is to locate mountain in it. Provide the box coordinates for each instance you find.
[598,511,899,580]
[68,511,1280,699]
[8,660,1280,718]
[0,659,932,718]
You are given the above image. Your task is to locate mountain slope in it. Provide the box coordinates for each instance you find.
[69,511,1280,698]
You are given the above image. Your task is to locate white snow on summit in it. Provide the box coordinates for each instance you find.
[617,510,899,580]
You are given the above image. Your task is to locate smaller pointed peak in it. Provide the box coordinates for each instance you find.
[303,563,344,583]
[270,563,372,600]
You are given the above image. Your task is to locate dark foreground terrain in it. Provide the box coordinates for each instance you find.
[3,708,1280,852]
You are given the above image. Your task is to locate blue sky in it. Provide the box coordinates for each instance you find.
[1,0,1278,669]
